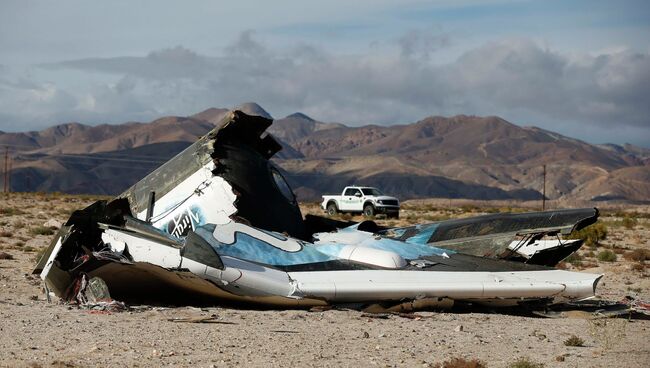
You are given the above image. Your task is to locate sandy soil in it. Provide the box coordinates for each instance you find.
[1,193,649,368]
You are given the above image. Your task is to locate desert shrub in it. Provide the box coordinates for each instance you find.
[621,216,638,230]
[459,205,479,213]
[422,205,443,212]
[33,247,48,263]
[0,251,14,260]
[76,193,112,201]
[597,250,617,262]
[423,214,451,222]
[568,222,607,247]
[605,210,650,219]
[405,213,419,221]
[484,207,527,214]
[0,207,26,216]
[564,253,583,266]
[433,357,486,368]
[28,226,55,236]
[631,263,646,272]
[623,249,650,262]
[507,357,544,368]
[563,335,585,347]
[589,318,628,350]
[580,261,598,269]
[0,231,12,238]
[339,213,353,221]
[57,208,73,216]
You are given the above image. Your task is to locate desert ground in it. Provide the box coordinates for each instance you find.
[1,193,649,367]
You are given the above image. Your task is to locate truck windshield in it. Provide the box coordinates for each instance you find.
[361,188,383,196]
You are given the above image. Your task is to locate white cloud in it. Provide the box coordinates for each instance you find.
[397,26,451,60]
[1,33,648,145]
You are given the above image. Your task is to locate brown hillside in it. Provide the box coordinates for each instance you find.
[191,107,229,125]
[1,106,648,202]
[3,117,213,155]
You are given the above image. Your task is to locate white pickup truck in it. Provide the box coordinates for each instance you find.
[321,186,400,218]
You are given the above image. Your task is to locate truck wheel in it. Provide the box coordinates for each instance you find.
[326,203,338,216]
[363,204,375,217]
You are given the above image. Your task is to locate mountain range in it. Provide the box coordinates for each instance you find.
[1,103,648,203]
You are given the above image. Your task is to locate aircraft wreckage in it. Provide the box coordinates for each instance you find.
[34,111,603,309]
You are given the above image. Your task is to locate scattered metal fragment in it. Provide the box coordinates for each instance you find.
[530,298,650,319]
[168,315,237,324]
[380,208,597,266]
[361,313,391,319]
[620,295,650,316]
[270,330,300,334]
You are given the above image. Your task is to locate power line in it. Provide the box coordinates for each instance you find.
[542,164,546,211]
[7,154,11,193]
[20,153,169,164]
[45,162,159,171]
[1,142,186,162]
[3,146,7,193]
[11,157,162,171]
[11,150,173,164]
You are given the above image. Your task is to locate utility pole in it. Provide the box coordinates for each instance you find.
[542,164,546,211]
[7,154,11,193]
[3,146,7,193]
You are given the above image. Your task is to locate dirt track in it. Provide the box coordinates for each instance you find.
[1,194,649,367]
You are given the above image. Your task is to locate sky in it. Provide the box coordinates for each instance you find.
[0,0,649,146]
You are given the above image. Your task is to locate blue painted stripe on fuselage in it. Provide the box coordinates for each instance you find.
[404,223,439,245]
[195,224,453,267]
[195,227,337,266]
